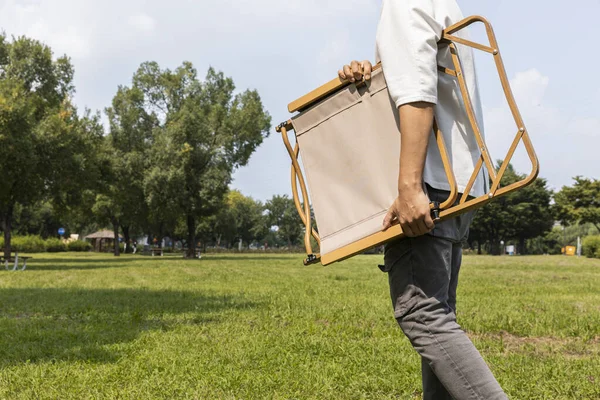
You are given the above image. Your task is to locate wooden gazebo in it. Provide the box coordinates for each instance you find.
[85,230,122,252]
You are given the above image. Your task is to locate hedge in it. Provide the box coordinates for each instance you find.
[45,238,66,252]
[0,235,47,253]
[67,240,92,252]
[582,235,600,259]
[0,236,92,253]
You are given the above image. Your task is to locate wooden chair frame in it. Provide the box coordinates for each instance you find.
[276,16,539,266]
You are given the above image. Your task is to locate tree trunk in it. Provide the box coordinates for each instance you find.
[186,214,196,259]
[490,235,500,255]
[112,218,120,257]
[477,241,482,255]
[123,225,131,253]
[155,222,165,249]
[519,236,526,255]
[2,204,14,259]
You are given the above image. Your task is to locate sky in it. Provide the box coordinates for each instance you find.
[0,0,598,201]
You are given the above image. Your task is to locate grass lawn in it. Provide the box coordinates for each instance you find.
[0,252,599,399]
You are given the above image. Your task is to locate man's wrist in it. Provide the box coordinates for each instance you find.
[398,179,423,193]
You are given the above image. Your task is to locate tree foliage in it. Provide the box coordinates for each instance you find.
[0,35,100,258]
[92,86,156,255]
[469,162,553,254]
[554,177,600,234]
[265,195,304,247]
[132,62,271,257]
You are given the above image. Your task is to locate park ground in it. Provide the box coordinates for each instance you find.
[0,253,599,399]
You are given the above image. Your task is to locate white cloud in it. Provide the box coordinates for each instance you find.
[0,0,91,59]
[128,14,156,33]
[511,68,549,107]
[34,24,90,59]
[0,1,164,61]
[483,68,600,191]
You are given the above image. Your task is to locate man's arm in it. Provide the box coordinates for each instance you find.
[337,57,436,236]
[377,0,441,236]
[382,103,435,236]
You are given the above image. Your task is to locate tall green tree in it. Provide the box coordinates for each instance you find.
[198,190,265,249]
[265,195,303,247]
[13,201,60,238]
[469,162,553,254]
[0,35,99,258]
[217,190,266,247]
[94,86,156,255]
[134,62,271,258]
[554,177,600,233]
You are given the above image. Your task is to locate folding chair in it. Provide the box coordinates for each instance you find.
[276,16,539,266]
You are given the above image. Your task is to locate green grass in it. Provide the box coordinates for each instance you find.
[0,253,599,399]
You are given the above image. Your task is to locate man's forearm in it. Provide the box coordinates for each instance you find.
[397,102,435,192]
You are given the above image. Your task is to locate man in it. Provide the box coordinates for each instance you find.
[338,1,507,399]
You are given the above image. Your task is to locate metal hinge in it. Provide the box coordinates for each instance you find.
[430,201,441,222]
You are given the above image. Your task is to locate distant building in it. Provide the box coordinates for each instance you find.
[63,234,80,244]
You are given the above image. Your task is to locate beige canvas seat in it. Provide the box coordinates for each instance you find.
[277,16,539,266]
[291,69,410,257]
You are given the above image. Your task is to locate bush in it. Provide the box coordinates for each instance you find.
[45,238,66,252]
[582,235,600,258]
[0,235,47,253]
[67,240,92,252]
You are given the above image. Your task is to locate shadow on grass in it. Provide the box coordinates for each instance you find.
[0,288,257,366]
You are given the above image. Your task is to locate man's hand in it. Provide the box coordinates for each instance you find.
[382,185,434,237]
[381,102,436,237]
[338,60,372,82]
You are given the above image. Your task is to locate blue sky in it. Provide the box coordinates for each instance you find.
[1,0,597,201]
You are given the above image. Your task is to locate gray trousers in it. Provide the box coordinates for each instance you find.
[382,189,507,400]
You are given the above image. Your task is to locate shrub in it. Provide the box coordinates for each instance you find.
[45,238,66,252]
[67,240,92,252]
[1,235,47,253]
[582,235,600,258]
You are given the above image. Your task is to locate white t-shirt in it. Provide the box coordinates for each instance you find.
[375,0,488,197]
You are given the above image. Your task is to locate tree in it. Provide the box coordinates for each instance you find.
[134,62,271,258]
[0,35,99,258]
[93,86,156,255]
[13,201,61,238]
[265,195,303,247]
[468,189,515,255]
[554,177,600,233]
[219,190,266,247]
[469,162,553,255]
[509,176,554,254]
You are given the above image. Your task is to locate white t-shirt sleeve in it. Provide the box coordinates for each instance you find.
[376,0,443,108]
